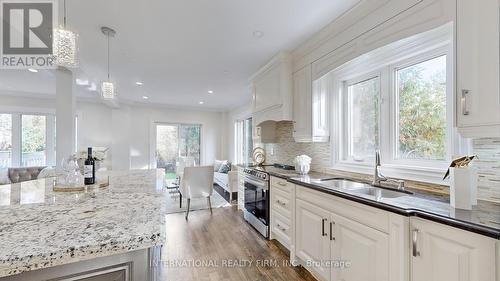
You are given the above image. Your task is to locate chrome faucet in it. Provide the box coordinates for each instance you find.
[372,150,406,191]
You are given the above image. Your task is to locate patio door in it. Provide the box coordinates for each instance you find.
[155,123,201,178]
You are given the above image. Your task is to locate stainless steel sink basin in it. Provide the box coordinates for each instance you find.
[353,187,408,199]
[318,179,371,190]
[314,178,411,199]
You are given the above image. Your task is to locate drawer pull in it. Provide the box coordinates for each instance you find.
[276,200,286,206]
[321,218,328,236]
[276,223,287,232]
[277,182,287,186]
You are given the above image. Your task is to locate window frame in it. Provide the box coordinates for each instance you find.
[150,122,203,169]
[329,25,466,184]
[387,49,452,169]
[341,72,382,164]
[0,110,56,168]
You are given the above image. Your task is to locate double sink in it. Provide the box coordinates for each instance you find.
[312,178,412,200]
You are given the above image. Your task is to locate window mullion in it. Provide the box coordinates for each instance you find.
[11,114,21,167]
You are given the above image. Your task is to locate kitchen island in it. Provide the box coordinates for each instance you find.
[0,169,168,280]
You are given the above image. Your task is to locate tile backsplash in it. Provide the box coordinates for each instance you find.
[255,121,500,203]
[472,138,500,203]
[256,121,330,172]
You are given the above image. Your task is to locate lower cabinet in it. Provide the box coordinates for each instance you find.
[296,199,332,281]
[331,213,389,281]
[410,217,497,281]
[296,198,390,281]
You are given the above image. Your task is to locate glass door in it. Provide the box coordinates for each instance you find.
[155,123,201,179]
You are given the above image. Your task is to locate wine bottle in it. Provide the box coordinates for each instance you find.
[84,147,95,185]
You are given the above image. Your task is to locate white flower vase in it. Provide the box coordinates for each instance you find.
[295,163,310,175]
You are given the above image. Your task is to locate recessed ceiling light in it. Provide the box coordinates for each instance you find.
[208,90,214,94]
[76,78,89,86]
[135,81,143,86]
[142,96,149,99]
[199,101,205,105]
[253,30,264,38]
[28,68,38,73]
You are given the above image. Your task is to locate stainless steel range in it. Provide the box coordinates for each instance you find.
[242,167,270,238]
[242,163,295,238]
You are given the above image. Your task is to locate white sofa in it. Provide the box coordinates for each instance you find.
[213,160,238,202]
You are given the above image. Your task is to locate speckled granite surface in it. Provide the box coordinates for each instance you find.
[0,169,167,278]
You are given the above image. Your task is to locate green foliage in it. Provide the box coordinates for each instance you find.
[21,115,46,153]
[398,61,446,160]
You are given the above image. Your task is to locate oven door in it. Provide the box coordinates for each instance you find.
[244,176,269,226]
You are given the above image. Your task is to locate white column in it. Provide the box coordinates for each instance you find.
[55,67,75,169]
[111,106,131,170]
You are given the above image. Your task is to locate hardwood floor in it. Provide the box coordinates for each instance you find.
[162,205,317,281]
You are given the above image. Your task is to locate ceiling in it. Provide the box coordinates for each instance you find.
[0,0,359,111]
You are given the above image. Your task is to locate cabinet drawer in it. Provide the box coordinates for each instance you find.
[271,176,294,193]
[272,188,292,218]
[296,185,390,233]
[272,211,292,248]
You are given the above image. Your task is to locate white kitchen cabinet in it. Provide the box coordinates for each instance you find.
[292,65,329,142]
[296,199,332,281]
[295,196,391,281]
[251,52,293,123]
[410,217,497,281]
[331,213,389,281]
[456,0,500,137]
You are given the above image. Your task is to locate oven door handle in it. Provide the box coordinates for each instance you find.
[244,176,268,189]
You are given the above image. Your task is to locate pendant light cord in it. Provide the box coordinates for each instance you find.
[107,34,110,80]
[63,0,67,27]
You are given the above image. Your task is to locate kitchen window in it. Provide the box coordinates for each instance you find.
[344,75,380,162]
[331,25,461,183]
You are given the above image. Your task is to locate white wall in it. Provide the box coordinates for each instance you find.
[0,94,225,170]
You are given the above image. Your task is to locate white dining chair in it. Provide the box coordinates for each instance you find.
[179,166,214,219]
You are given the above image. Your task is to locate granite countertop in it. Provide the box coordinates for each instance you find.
[288,174,500,240]
[0,170,168,278]
[242,165,500,239]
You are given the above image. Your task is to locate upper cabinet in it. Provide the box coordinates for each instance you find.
[292,65,330,142]
[456,0,500,137]
[251,52,293,126]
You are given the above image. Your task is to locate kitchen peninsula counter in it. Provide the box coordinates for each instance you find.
[0,169,168,278]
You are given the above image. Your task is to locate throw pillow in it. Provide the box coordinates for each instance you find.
[0,168,11,185]
[218,162,232,174]
[214,160,227,172]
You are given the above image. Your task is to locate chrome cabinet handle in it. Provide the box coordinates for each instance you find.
[461,89,470,115]
[412,229,420,257]
[321,218,327,236]
[330,221,335,241]
[276,200,286,206]
[277,182,287,186]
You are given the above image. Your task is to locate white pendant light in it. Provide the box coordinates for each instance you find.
[53,0,79,68]
[101,26,116,100]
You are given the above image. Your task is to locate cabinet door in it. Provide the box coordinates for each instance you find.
[293,65,313,142]
[331,213,389,281]
[456,0,500,135]
[312,75,330,142]
[410,218,496,281]
[296,199,331,281]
